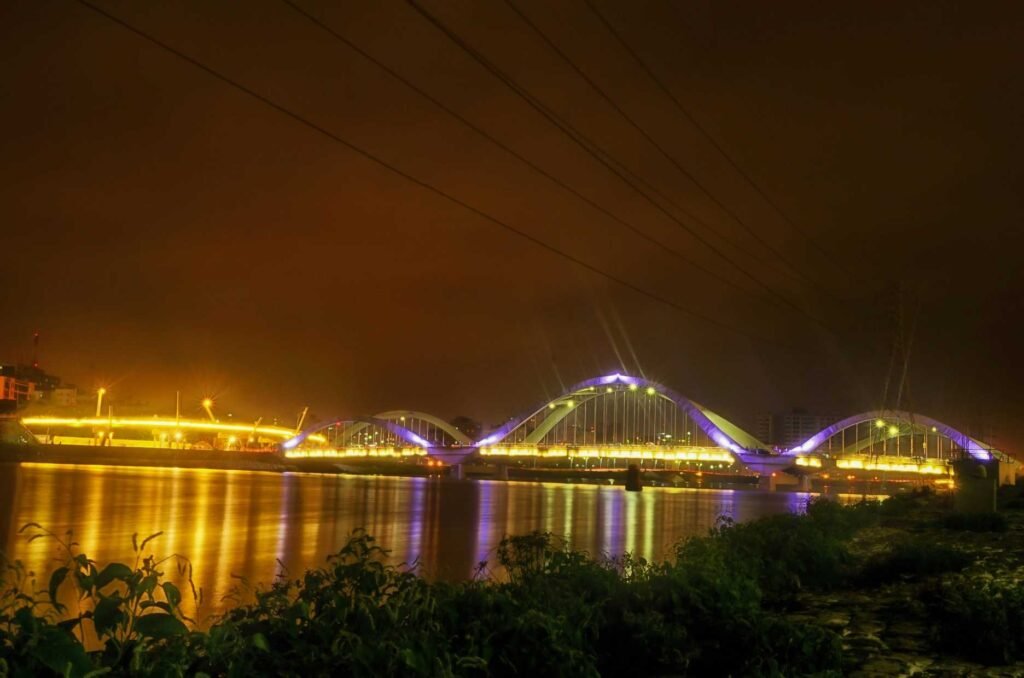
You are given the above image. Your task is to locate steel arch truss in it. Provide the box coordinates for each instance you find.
[284,410,470,451]
[476,373,769,455]
[788,410,997,461]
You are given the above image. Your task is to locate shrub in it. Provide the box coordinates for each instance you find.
[924,575,1024,664]
[879,486,951,519]
[856,539,974,586]
[2,512,875,677]
[941,512,1008,533]
[674,498,877,605]
[0,524,197,677]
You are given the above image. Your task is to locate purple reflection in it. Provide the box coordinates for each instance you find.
[407,477,425,567]
[474,480,493,572]
[600,488,622,558]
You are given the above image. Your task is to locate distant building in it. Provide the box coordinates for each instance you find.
[50,387,78,407]
[756,410,838,449]
[0,364,61,393]
[0,363,63,409]
[0,374,36,406]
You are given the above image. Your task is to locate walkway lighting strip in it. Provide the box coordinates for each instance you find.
[835,459,948,475]
[794,457,822,468]
[478,445,735,463]
[283,447,427,459]
[22,416,326,443]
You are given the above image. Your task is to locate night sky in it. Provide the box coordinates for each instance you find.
[2,1,1021,451]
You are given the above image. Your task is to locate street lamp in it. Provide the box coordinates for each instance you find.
[95,388,106,418]
[202,398,215,421]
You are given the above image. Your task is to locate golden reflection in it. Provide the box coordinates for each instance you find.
[643,493,655,557]
[2,464,873,620]
[618,493,634,557]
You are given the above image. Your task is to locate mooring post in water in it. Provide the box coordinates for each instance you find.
[625,463,643,492]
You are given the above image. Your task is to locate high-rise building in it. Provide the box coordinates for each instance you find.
[756,410,838,449]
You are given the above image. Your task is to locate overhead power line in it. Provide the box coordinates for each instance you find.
[582,0,854,282]
[278,0,756,300]
[74,0,799,352]
[403,0,839,336]
[503,0,831,296]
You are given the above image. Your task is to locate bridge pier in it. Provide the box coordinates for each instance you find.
[953,460,996,513]
[495,464,508,480]
[757,474,777,492]
[449,463,464,480]
[625,464,643,492]
[799,475,813,492]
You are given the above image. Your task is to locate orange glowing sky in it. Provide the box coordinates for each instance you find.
[1,1,1021,452]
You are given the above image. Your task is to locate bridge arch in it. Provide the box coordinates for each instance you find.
[370,410,473,446]
[788,410,998,461]
[476,373,769,455]
[283,410,471,450]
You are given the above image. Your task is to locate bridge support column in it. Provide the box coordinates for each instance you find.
[449,463,464,480]
[758,474,777,492]
[953,460,996,513]
[799,475,813,492]
[625,464,643,492]
[495,464,509,481]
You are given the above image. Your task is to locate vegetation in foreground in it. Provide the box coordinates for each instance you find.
[2,490,1023,676]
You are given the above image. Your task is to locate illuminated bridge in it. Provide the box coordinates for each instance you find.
[284,374,792,475]
[284,410,474,465]
[283,373,1013,482]
[785,410,1010,478]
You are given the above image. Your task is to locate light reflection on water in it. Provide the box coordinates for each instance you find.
[0,463,877,622]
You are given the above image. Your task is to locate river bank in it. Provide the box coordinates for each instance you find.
[0,442,287,472]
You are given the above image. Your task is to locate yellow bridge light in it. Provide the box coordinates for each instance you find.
[22,416,322,443]
[875,419,886,429]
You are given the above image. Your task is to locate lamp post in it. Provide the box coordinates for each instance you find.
[202,398,215,422]
[95,388,106,418]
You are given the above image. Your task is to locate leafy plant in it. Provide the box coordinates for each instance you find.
[1,523,197,676]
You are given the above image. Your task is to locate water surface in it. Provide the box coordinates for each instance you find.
[0,463,855,621]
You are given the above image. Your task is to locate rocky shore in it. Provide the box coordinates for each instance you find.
[793,488,1024,676]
